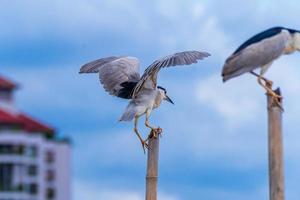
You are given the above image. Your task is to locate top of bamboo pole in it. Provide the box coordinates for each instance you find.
[267,87,283,111]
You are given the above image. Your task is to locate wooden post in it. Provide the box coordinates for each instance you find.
[267,88,285,200]
[146,130,160,200]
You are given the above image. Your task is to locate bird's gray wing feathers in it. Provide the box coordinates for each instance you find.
[132,51,210,97]
[79,56,121,73]
[80,56,141,98]
[222,31,289,82]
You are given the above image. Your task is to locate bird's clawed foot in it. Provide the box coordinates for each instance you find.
[264,79,273,88]
[257,76,284,111]
[266,89,282,100]
[144,127,163,151]
[140,139,149,154]
[267,90,284,111]
[264,83,283,111]
[150,127,163,138]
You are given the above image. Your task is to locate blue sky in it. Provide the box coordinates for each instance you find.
[1,0,300,199]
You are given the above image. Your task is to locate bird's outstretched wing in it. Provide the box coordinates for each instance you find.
[80,56,141,99]
[132,51,210,97]
[222,29,289,82]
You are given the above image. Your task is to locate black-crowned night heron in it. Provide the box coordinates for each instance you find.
[80,51,210,152]
[222,27,300,105]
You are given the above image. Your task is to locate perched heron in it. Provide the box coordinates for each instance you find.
[80,51,210,152]
[222,27,300,105]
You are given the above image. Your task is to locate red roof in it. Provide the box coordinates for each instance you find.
[19,113,54,133]
[0,76,17,90]
[0,108,54,134]
[0,109,20,124]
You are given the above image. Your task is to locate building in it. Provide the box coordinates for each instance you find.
[0,75,71,200]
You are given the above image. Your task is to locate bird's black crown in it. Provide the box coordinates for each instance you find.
[274,26,300,34]
[157,86,167,93]
[286,28,300,34]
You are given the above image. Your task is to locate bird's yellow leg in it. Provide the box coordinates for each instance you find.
[250,71,273,86]
[145,110,162,138]
[257,76,282,99]
[250,71,283,109]
[251,71,281,98]
[134,116,148,153]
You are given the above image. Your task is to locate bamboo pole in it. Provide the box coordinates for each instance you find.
[145,130,160,200]
[267,88,285,200]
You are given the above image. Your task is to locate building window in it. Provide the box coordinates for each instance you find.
[18,145,25,155]
[28,183,38,195]
[46,170,55,182]
[0,89,12,101]
[0,163,13,191]
[46,188,55,200]
[0,163,26,192]
[16,183,24,192]
[28,165,38,176]
[0,144,25,155]
[0,144,13,154]
[27,145,38,158]
[45,151,55,163]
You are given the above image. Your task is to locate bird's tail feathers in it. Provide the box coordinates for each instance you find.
[222,74,231,82]
[222,69,250,82]
[222,73,239,82]
[119,109,136,122]
[222,64,244,82]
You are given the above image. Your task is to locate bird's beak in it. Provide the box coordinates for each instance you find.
[165,95,174,104]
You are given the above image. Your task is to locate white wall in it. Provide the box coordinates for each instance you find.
[0,131,71,200]
[55,143,71,200]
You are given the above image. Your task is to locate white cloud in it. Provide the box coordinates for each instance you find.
[74,181,141,200]
[150,1,233,58]
[196,73,264,127]
[74,180,179,200]
[193,186,267,200]
[154,0,205,20]
[73,129,145,167]
[267,56,300,113]
[0,0,233,64]
[2,66,126,118]
[192,16,234,59]
[0,0,151,43]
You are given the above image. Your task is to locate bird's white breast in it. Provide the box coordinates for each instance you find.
[282,30,298,54]
[132,89,158,116]
[292,32,300,51]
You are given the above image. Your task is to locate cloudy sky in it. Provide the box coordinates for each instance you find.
[1,0,300,199]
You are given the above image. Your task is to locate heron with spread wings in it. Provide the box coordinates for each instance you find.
[79,51,210,152]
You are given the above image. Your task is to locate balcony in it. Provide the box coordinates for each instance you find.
[0,154,38,164]
[0,190,38,200]
[0,144,39,163]
[0,191,30,199]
